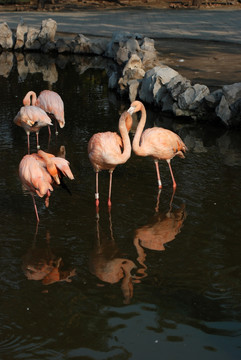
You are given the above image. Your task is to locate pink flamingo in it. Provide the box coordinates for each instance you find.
[88,111,132,209]
[19,150,74,222]
[14,105,52,153]
[127,101,187,189]
[23,90,65,135]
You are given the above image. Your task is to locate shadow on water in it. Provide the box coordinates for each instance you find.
[1,51,241,360]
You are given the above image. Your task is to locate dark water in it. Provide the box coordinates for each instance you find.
[1,51,241,360]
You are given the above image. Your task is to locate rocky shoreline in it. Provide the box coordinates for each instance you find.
[1,17,241,128]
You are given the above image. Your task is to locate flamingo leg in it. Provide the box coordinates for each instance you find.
[95,171,99,208]
[167,159,177,189]
[108,170,113,208]
[31,194,40,223]
[27,132,30,154]
[55,120,58,135]
[154,160,162,189]
[36,131,40,150]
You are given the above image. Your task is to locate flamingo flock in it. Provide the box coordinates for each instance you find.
[14,90,187,221]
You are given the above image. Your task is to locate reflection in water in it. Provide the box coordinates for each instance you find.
[1,48,241,360]
[22,229,76,286]
[134,190,186,279]
[89,213,137,304]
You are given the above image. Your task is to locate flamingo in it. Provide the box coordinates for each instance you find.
[14,105,52,153]
[88,111,132,209]
[23,90,65,135]
[127,100,187,189]
[19,150,74,222]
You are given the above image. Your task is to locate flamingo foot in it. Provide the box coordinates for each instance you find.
[95,193,99,208]
[107,198,112,208]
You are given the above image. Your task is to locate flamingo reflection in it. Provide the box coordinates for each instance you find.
[22,229,76,287]
[134,190,186,279]
[89,213,137,304]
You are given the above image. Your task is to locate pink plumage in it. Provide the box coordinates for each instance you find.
[19,150,74,222]
[128,100,187,189]
[23,90,65,133]
[88,111,132,208]
[14,105,52,152]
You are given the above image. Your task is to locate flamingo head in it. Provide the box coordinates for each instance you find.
[127,100,143,115]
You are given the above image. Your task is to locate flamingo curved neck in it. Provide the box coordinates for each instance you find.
[118,120,131,163]
[132,105,146,154]
[25,91,37,106]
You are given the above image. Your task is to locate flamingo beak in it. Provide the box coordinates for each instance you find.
[127,106,135,115]
[53,174,60,185]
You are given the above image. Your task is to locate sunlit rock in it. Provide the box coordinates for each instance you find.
[38,18,57,45]
[15,19,28,50]
[118,54,145,94]
[25,27,41,50]
[0,22,14,49]
[139,66,178,104]
[128,79,141,102]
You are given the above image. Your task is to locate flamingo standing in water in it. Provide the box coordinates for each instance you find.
[23,90,65,135]
[88,111,132,209]
[14,105,52,153]
[127,100,187,189]
[19,150,74,222]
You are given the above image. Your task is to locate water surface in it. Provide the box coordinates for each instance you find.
[0,52,241,360]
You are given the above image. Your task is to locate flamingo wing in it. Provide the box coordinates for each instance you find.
[88,132,123,171]
[51,157,74,180]
[19,155,53,197]
[15,106,52,129]
[37,90,65,128]
[141,127,187,160]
